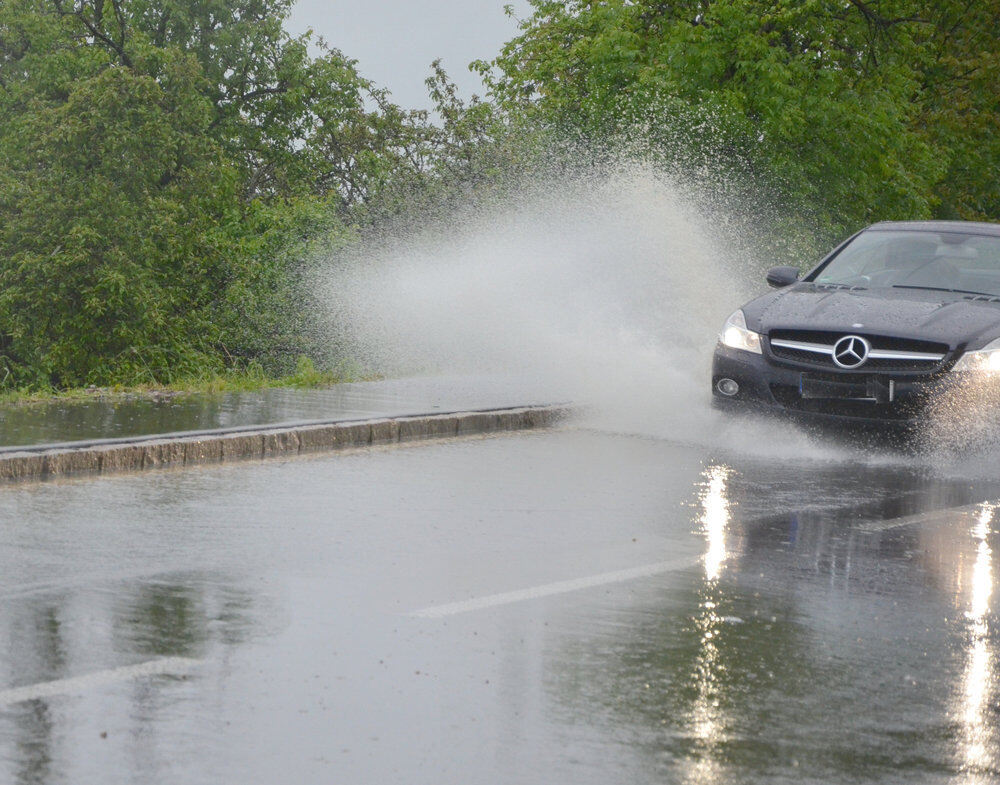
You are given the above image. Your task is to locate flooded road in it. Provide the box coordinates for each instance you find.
[0,427,997,784]
[0,376,557,447]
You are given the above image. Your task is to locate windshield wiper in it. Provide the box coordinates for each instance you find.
[892,285,1000,298]
[892,285,956,292]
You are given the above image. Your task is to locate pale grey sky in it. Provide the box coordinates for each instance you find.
[286,0,533,110]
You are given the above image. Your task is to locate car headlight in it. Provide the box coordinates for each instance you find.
[719,309,762,354]
[952,337,1000,373]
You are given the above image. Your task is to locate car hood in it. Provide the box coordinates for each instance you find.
[743,285,1000,350]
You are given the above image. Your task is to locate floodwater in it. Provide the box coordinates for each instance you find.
[0,427,996,784]
[0,376,555,448]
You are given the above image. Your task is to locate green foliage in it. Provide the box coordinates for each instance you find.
[0,0,425,388]
[908,1,1000,220]
[0,58,227,386]
[483,0,1000,244]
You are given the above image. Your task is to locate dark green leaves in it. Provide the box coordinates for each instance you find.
[484,0,999,241]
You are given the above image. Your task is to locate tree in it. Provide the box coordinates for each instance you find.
[908,0,1000,220]
[481,0,999,242]
[0,59,237,385]
[0,0,433,386]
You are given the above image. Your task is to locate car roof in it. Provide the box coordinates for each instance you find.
[867,220,1000,237]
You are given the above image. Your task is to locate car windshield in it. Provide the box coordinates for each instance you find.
[811,230,1000,297]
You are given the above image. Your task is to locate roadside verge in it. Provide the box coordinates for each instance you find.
[0,405,571,483]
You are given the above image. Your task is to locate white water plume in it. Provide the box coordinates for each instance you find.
[315,165,852,457]
[917,376,1000,471]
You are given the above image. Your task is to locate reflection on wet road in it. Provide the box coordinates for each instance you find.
[957,504,996,783]
[0,376,556,447]
[686,465,731,785]
[0,429,997,783]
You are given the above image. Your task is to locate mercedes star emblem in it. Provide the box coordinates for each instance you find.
[832,335,870,369]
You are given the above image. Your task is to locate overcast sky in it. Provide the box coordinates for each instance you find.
[286,0,533,110]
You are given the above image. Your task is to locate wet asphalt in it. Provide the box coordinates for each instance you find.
[0,376,557,447]
[0,426,998,784]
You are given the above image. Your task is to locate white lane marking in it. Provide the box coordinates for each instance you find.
[0,657,200,707]
[410,556,701,618]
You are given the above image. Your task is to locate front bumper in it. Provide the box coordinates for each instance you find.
[711,343,949,428]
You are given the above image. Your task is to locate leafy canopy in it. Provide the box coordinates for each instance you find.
[481,0,1000,239]
[0,0,459,386]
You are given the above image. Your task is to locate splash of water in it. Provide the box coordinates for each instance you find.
[314,164,857,460]
[916,375,1000,472]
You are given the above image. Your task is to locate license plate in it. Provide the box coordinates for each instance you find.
[800,375,881,401]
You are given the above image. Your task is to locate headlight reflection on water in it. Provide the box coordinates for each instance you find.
[700,465,731,582]
[686,464,733,784]
[957,503,997,782]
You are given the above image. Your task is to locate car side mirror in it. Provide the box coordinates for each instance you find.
[766,266,800,288]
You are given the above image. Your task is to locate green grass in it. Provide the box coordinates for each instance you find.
[0,356,373,407]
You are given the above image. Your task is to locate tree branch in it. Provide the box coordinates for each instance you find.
[110,0,128,53]
[52,0,132,68]
[239,84,288,102]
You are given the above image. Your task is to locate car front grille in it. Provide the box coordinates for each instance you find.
[766,329,950,373]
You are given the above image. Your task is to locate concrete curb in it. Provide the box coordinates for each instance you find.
[0,405,571,484]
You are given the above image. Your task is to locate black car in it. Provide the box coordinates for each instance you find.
[712,220,1000,427]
